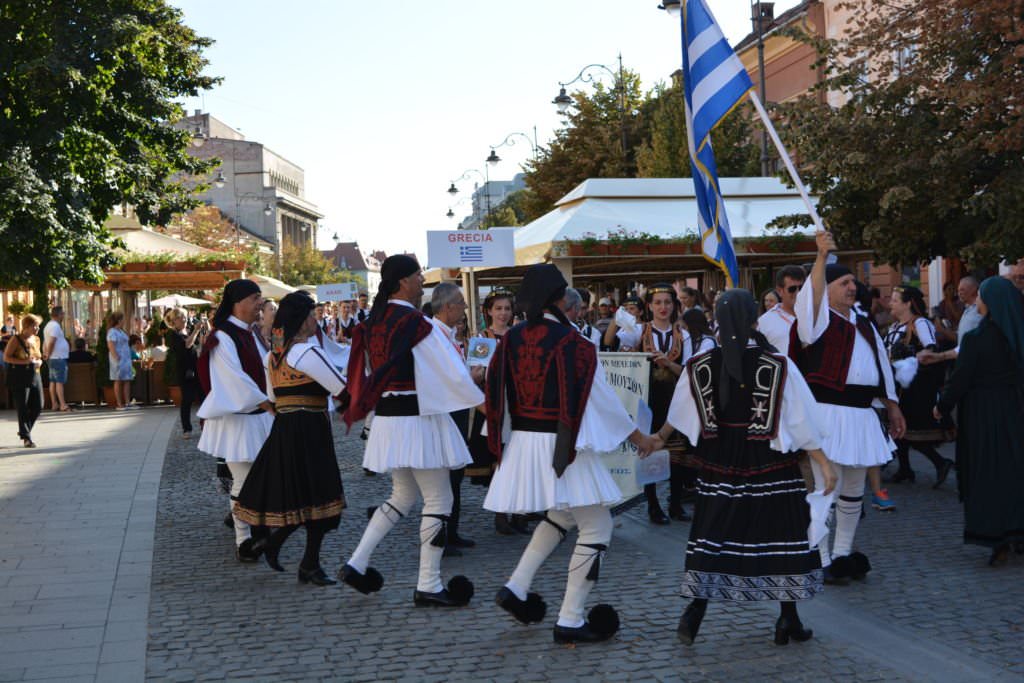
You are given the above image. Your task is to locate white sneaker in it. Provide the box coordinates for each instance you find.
[114,406,127,411]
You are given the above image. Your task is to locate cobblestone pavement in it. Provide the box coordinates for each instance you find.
[148,419,1024,682]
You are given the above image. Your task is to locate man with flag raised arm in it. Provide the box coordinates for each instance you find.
[789,231,906,583]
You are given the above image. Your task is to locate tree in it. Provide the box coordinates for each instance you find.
[775,0,1024,267]
[520,69,648,222]
[635,78,761,179]
[164,205,239,250]
[0,0,219,312]
[279,245,362,287]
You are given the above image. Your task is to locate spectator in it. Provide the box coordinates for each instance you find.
[678,286,702,313]
[84,318,96,345]
[3,314,44,447]
[69,338,96,363]
[957,276,983,344]
[256,299,277,353]
[73,318,85,340]
[106,312,133,410]
[935,282,964,329]
[870,288,894,336]
[594,297,615,336]
[936,276,1024,566]
[1,314,16,339]
[1008,258,1024,293]
[757,265,805,356]
[42,306,72,412]
[336,300,356,341]
[760,289,780,314]
[165,307,204,438]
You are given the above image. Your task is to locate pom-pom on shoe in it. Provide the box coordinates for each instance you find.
[413,576,474,607]
[495,586,547,624]
[847,552,871,580]
[338,564,384,594]
[553,605,620,644]
[446,575,474,605]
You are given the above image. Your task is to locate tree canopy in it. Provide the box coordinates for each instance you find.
[776,0,1024,267]
[280,245,361,288]
[0,0,218,306]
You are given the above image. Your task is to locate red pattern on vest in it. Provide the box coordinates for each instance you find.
[343,303,433,427]
[485,319,597,465]
[788,310,882,393]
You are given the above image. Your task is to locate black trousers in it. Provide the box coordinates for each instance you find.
[449,408,471,539]
[180,380,199,433]
[13,373,43,440]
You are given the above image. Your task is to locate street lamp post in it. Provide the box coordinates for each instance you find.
[553,55,628,159]
[486,129,540,167]
[446,168,490,228]
[233,193,273,246]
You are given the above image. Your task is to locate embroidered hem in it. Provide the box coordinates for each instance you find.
[234,498,345,527]
[680,569,824,601]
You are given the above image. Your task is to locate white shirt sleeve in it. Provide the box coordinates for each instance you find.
[575,362,638,452]
[795,277,829,346]
[616,327,642,350]
[914,318,937,348]
[772,358,828,453]
[874,326,898,402]
[665,364,702,445]
[197,331,269,419]
[412,324,484,416]
[316,331,351,380]
[292,345,346,395]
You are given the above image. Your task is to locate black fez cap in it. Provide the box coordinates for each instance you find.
[518,264,567,321]
[825,264,853,284]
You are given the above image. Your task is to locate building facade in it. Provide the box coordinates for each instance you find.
[320,242,382,298]
[178,111,324,266]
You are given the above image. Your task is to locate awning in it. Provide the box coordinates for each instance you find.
[250,274,298,300]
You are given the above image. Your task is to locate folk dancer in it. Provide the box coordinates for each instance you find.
[338,255,484,607]
[657,288,835,645]
[486,264,658,644]
[234,291,347,586]
[197,279,276,562]
[789,232,906,583]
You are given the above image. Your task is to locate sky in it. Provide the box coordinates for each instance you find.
[172,0,800,261]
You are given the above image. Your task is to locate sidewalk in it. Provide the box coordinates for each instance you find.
[0,405,176,682]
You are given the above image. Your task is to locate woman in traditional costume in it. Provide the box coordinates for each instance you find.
[234,291,347,586]
[656,289,835,645]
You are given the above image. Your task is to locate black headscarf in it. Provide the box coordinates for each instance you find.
[370,254,421,321]
[270,291,316,365]
[715,289,776,407]
[518,264,569,323]
[213,279,261,328]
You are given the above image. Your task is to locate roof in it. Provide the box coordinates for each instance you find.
[105,220,214,257]
[512,176,817,265]
[322,242,379,272]
[734,1,813,53]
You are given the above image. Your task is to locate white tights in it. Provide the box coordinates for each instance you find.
[505,505,614,628]
[346,467,453,593]
[227,461,253,547]
[810,460,866,565]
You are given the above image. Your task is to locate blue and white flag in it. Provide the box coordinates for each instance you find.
[680,0,753,287]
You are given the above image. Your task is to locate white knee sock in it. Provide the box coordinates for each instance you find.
[227,462,252,547]
[809,457,835,568]
[417,515,446,593]
[347,503,402,573]
[556,505,613,629]
[833,466,866,557]
[506,511,573,600]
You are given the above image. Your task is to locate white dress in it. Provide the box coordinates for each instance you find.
[197,317,275,463]
[795,280,898,467]
[484,320,638,513]
[361,301,483,473]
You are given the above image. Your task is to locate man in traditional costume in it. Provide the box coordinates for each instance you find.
[485,264,658,644]
[338,255,483,607]
[789,232,906,582]
[197,279,276,562]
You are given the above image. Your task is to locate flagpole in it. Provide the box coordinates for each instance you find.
[747,91,826,233]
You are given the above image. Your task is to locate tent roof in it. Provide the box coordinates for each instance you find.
[513,176,815,265]
[106,221,214,257]
[250,274,297,300]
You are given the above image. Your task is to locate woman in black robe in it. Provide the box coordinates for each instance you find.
[936,276,1024,566]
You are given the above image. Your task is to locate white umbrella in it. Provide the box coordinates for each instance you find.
[149,294,212,308]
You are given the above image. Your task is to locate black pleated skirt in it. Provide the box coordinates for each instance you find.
[235,410,345,530]
[682,431,823,601]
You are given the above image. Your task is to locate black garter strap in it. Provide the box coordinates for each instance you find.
[379,501,405,522]
[574,543,608,582]
[422,513,449,547]
[541,514,569,540]
[838,495,864,503]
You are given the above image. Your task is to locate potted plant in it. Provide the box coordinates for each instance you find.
[7,299,28,321]
[94,318,115,406]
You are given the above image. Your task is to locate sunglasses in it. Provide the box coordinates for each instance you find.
[786,284,801,294]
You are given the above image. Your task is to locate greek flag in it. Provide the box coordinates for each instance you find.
[681,0,753,287]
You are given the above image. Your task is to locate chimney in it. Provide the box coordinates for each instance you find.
[193,109,202,117]
[752,2,775,35]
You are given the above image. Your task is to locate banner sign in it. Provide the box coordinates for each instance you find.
[596,352,653,504]
[316,282,359,302]
[426,228,516,268]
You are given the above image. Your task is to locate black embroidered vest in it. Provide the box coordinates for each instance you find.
[688,347,786,441]
[788,310,885,407]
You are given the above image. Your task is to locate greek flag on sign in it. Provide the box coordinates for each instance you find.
[681,0,753,287]
[459,245,484,263]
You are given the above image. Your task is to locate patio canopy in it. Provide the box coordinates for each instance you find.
[149,294,212,307]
